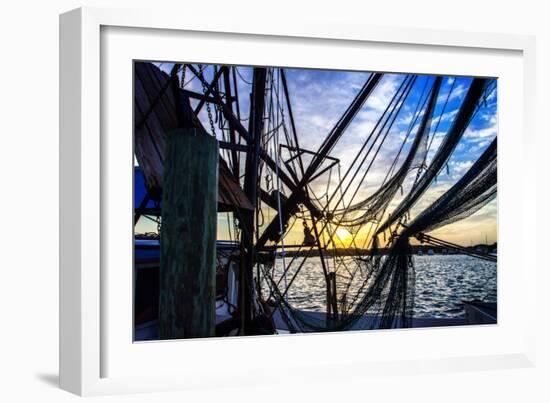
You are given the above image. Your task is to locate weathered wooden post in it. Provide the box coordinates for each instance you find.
[159,128,218,339]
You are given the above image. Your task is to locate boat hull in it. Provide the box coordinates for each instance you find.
[463,300,497,325]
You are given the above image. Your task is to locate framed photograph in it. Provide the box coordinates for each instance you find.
[60,7,536,396]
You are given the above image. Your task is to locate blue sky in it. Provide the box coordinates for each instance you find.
[138,63,497,247]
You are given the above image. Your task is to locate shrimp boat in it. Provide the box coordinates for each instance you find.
[133,61,498,339]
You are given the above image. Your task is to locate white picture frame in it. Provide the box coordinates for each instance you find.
[59,6,537,396]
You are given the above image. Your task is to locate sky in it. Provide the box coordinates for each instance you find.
[135,63,497,248]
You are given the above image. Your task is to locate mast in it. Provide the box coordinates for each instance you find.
[239,67,267,333]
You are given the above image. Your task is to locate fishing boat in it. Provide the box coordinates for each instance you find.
[463,300,497,325]
[133,61,498,339]
[134,237,242,340]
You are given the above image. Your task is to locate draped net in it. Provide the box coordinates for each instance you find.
[270,133,496,333]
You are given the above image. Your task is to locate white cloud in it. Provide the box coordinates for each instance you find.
[464,125,497,140]
[437,108,459,124]
[438,83,467,103]
[364,75,403,113]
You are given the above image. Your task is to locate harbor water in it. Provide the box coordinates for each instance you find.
[268,254,497,319]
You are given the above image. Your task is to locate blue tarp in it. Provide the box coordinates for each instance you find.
[134,239,238,263]
[134,167,161,213]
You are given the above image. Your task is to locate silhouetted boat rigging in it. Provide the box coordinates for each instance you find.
[133,62,497,339]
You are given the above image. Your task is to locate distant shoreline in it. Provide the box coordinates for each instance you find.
[271,243,497,258]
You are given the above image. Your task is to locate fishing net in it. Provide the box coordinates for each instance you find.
[351,137,497,331]
[401,137,497,237]
[375,78,492,236]
[265,91,496,333]
[336,77,443,227]
[264,240,416,332]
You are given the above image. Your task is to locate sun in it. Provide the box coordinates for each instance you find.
[335,227,352,241]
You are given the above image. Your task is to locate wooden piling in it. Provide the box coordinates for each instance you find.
[159,128,218,339]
